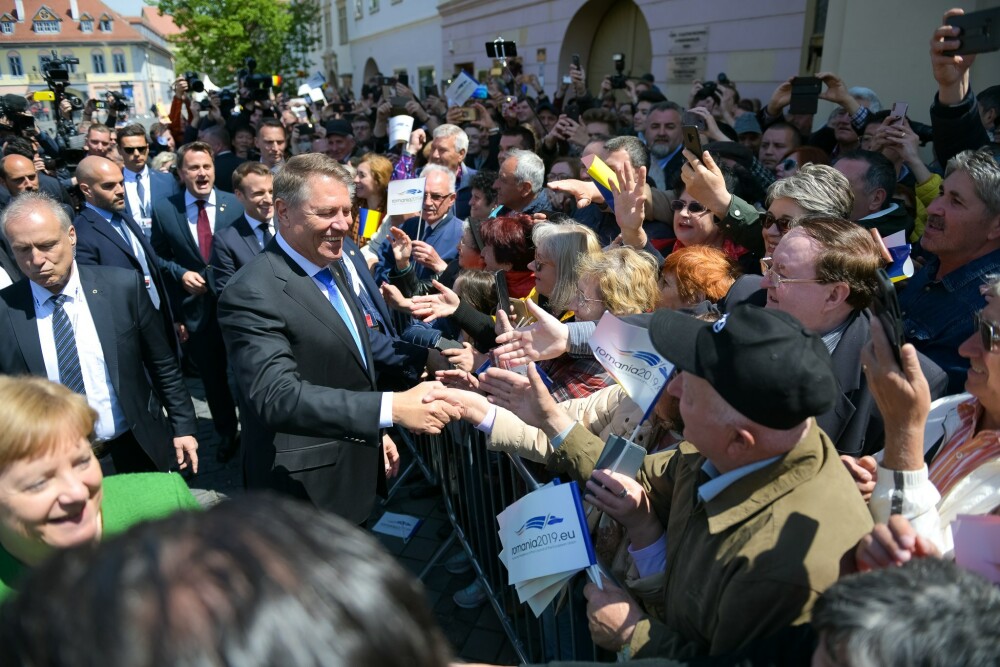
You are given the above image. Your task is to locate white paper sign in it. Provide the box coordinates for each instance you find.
[445,71,479,107]
[387,178,426,216]
[372,511,422,542]
[589,312,673,420]
[497,482,594,586]
[389,114,414,146]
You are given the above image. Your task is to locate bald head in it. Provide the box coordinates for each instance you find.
[76,156,125,213]
[0,155,39,197]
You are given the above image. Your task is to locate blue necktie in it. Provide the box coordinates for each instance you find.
[339,258,383,331]
[49,294,86,396]
[314,267,366,365]
[111,214,160,310]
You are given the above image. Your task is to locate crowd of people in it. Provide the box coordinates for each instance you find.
[0,6,998,665]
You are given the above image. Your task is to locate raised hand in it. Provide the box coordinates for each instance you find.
[493,299,570,365]
[410,280,460,323]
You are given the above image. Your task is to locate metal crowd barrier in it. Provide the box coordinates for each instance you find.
[389,423,607,664]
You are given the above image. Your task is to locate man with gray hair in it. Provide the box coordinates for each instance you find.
[899,146,1000,393]
[494,148,551,216]
[218,153,460,522]
[0,192,198,474]
[373,163,464,285]
[392,123,477,219]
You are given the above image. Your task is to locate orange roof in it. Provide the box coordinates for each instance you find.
[139,5,178,38]
[0,0,145,43]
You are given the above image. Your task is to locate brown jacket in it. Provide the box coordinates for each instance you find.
[547,421,873,659]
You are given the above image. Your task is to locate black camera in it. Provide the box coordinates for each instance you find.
[0,94,34,134]
[238,57,273,102]
[184,72,205,93]
[106,90,129,112]
[609,53,627,90]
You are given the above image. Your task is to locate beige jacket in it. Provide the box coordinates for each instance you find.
[488,384,672,463]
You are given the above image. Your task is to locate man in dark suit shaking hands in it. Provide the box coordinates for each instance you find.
[152,142,243,456]
[218,154,460,523]
[0,193,198,474]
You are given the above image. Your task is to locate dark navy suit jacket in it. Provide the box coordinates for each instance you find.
[151,189,244,332]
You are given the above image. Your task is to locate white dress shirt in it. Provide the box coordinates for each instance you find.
[184,189,218,253]
[275,232,393,427]
[247,213,270,249]
[31,263,129,440]
[123,166,152,223]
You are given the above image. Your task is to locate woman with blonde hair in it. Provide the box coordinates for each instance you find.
[0,376,199,600]
[570,247,660,321]
[352,153,394,264]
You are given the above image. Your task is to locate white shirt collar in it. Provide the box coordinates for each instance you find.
[30,261,81,308]
[276,230,325,277]
[123,165,148,181]
[184,189,217,209]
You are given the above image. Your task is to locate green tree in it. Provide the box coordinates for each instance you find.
[152,0,320,88]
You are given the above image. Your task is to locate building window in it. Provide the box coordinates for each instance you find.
[337,4,347,44]
[92,52,106,74]
[369,0,379,12]
[80,19,93,32]
[1,21,14,34]
[33,19,60,32]
[61,52,77,73]
[354,0,362,20]
[112,52,126,73]
[99,17,111,31]
[8,53,23,77]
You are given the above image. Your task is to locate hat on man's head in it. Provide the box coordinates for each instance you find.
[734,114,762,136]
[324,120,354,137]
[649,304,837,429]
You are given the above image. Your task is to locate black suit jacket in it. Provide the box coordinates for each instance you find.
[209,215,263,294]
[151,189,244,332]
[72,206,176,349]
[213,151,247,193]
[217,241,426,522]
[0,265,197,470]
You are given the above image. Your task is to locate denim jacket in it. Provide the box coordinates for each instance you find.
[899,249,1000,393]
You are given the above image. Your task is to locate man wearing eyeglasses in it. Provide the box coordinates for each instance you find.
[760,216,947,457]
[373,165,463,286]
[118,124,179,239]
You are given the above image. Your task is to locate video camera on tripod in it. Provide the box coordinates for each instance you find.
[39,50,86,154]
[238,57,276,102]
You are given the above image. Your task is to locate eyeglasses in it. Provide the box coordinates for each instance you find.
[975,312,1000,352]
[762,213,795,234]
[546,172,571,183]
[670,199,708,214]
[778,158,797,172]
[760,257,824,288]
[121,145,149,154]
[424,192,452,203]
[574,287,604,306]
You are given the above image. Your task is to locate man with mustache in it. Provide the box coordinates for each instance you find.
[899,146,1000,394]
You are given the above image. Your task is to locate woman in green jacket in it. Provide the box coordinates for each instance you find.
[0,376,199,599]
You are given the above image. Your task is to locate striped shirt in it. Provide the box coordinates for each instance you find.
[929,397,1000,497]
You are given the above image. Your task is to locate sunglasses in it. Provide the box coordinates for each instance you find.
[121,145,149,154]
[975,312,1000,352]
[670,199,707,214]
[778,158,797,172]
[762,212,795,234]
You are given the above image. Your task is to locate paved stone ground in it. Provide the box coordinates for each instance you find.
[185,380,518,664]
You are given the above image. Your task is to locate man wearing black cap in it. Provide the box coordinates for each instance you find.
[509,305,874,659]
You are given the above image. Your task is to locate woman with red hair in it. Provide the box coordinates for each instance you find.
[479,214,537,299]
[658,245,741,309]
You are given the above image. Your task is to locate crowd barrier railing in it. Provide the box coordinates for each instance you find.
[389,423,607,664]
